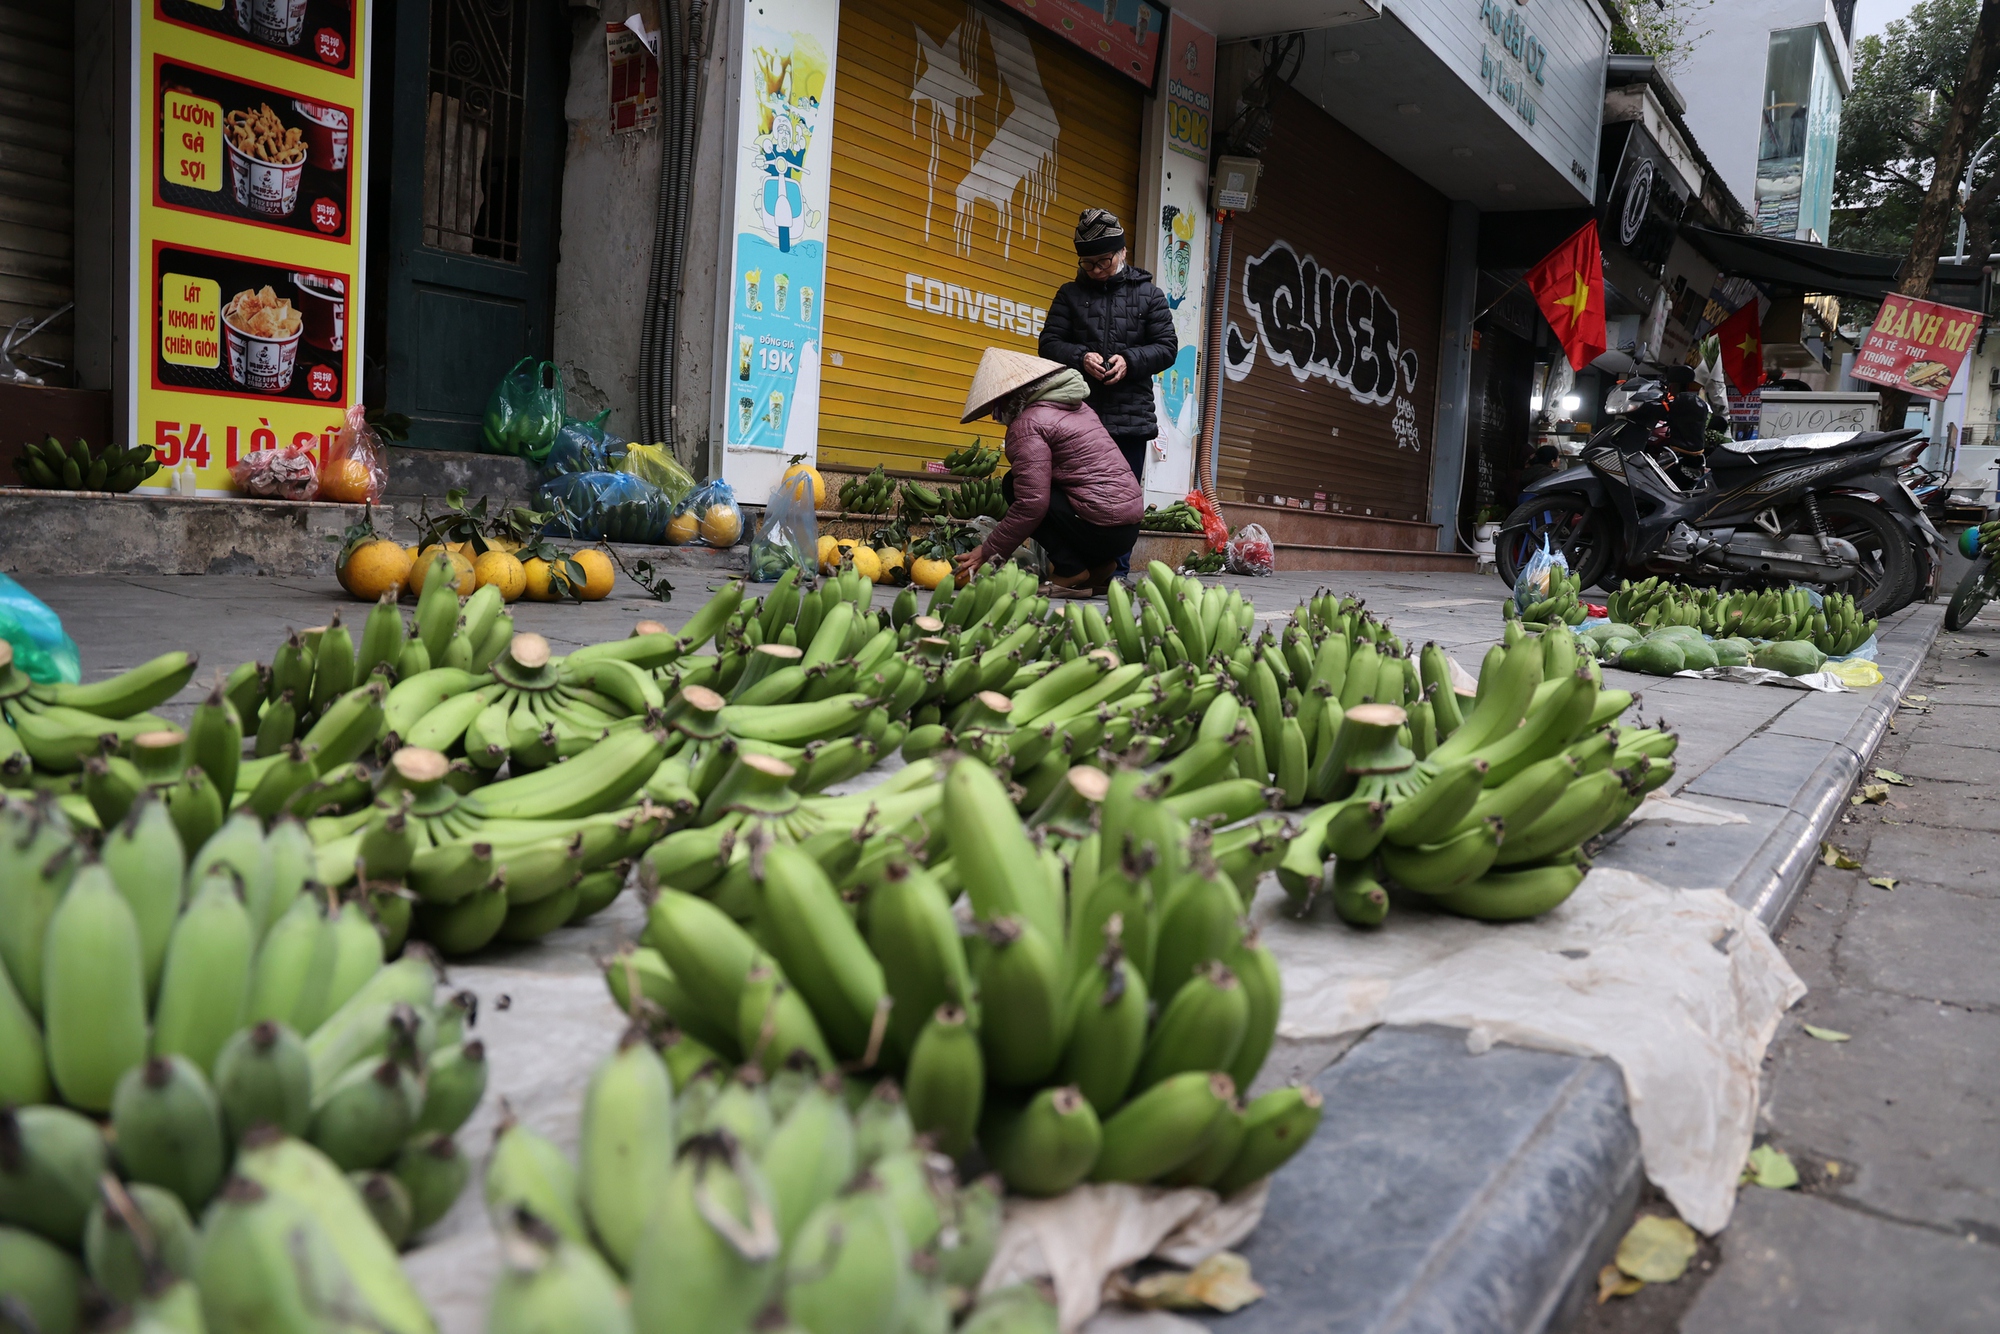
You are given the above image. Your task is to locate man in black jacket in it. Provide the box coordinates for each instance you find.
[1039,208,1178,574]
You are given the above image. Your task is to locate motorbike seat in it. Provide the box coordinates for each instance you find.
[1708,429,1918,469]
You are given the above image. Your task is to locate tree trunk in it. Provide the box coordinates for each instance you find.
[1879,0,2000,427]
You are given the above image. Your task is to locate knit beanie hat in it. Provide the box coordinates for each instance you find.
[1074,208,1125,257]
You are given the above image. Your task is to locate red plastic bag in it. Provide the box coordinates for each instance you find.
[319,403,388,504]
[1187,491,1228,552]
[230,441,319,500]
[1226,522,1275,576]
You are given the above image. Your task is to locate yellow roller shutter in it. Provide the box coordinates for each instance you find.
[819,0,1142,472]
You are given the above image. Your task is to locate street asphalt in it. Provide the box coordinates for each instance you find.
[14,563,1995,1331]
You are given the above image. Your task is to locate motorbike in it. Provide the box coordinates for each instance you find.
[1946,551,1996,630]
[1495,375,1943,616]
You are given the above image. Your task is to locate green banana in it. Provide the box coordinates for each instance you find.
[307,1058,422,1171]
[1090,1070,1234,1184]
[579,1031,677,1271]
[213,1020,314,1142]
[84,1178,199,1303]
[43,864,150,1112]
[486,1115,588,1245]
[1379,816,1504,894]
[981,1085,1102,1197]
[754,842,885,1060]
[1431,860,1588,920]
[488,1213,635,1334]
[1132,960,1250,1091]
[151,871,255,1076]
[111,1055,227,1213]
[0,1104,107,1246]
[1210,1084,1325,1196]
[626,1134,781,1332]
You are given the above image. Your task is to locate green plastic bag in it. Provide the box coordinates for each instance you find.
[481,358,566,464]
[0,573,81,684]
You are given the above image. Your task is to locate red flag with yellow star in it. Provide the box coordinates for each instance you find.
[1714,299,1763,396]
[1524,220,1607,372]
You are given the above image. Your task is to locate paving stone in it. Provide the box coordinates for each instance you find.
[1835,883,2000,1010]
[1592,797,1782,893]
[1684,732,1846,808]
[1761,992,2000,1236]
[1853,819,2000,899]
[1680,1187,2000,1334]
[1889,741,2000,785]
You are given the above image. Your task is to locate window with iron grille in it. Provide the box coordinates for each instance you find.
[422,0,527,262]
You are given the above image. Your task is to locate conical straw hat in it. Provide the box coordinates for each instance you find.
[961,346,1070,423]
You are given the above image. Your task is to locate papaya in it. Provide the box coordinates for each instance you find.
[1751,640,1826,676]
[1617,639,1685,675]
[1711,638,1752,667]
[1646,624,1707,643]
[1584,622,1641,647]
[1677,638,1719,671]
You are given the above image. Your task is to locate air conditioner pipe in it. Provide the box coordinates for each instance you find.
[637,0,687,448]
[1193,210,1233,510]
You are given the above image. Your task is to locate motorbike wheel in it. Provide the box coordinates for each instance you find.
[1945,556,1994,631]
[1818,493,1916,616]
[1494,498,1615,591]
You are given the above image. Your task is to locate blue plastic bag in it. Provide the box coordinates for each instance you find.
[0,574,81,684]
[537,471,669,543]
[542,411,627,478]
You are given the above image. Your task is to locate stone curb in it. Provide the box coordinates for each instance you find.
[1730,602,1945,932]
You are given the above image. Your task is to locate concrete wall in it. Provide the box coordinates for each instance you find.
[551,2,733,474]
[1671,0,1849,214]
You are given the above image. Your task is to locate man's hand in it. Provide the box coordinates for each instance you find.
[953,547,986,586]
[1082,351,1109,380]
[1101,353,1129,384]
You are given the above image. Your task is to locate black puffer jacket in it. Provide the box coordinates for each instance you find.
[1039,265,1178,440]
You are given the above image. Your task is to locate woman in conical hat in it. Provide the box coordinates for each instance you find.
[954,347,1143,597]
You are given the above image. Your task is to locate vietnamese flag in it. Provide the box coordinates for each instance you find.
[1715,300,1763,395]
[1524,220,1608,372]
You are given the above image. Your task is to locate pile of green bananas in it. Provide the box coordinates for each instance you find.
[1180,549,1226,574]
[942,442,1000,477]
[898,479,945,521]
[1272,618,1675,924]
[1976,518,2000,554]
[1606,578,1875,654]
[636,755,1319,1202]
[836,466,897,515]
[0,793,484,1334]
[1141,501,1205,533]
[12,436,158,493]
[947,477,1007,521]
[1512,565,1588,626]
[0,642,196,793]
[476,1032,1055,1334]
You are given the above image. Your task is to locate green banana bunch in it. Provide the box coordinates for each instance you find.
[898,479,944,520]
[1139,500,1206,533]
[943,441,1000,476]
[14,436,158,493]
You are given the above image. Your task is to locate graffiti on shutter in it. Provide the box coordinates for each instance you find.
[1222,238,1423,449]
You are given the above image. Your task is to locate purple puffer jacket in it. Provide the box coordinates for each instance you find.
[983,400,1143,562]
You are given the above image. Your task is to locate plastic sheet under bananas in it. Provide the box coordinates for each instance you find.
[1253,869,1804,1234]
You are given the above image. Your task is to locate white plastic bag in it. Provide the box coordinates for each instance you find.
[1513,536,1568,614]
[1225,524,1274,576]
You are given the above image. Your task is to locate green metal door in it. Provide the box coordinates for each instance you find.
[382,0,567,449]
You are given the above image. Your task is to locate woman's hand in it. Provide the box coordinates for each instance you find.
[953,547,986,586]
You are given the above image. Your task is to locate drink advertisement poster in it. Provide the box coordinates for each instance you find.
[1146,10,1214,507]
[1849,294,1982,401]
[995,0,1168,91]
[134,1,369,495]
[718,0,839,501]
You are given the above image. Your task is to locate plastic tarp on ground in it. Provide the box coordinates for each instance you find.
[1255,868,1805,1234]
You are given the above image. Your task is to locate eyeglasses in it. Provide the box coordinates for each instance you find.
[1078,253,1122,274]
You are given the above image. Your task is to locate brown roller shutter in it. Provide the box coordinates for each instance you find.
[1217,81,1447,522]
[818,0,1142,472]
[0,1,74,382]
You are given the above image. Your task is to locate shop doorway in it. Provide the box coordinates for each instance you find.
[375,0,568,449]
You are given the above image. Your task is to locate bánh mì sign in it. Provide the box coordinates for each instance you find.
[1848,294,1981,401]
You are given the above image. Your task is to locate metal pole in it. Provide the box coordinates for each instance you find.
[1957,132,2000,261]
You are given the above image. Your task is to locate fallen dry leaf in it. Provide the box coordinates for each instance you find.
[1122,1253,1265,1313]
[1872,768,1910,786]
[1616,1215,1699,1283]
[1826,1161,1842,1177]
[1852,784,1891,805]
[1744,1144,1800,1190]
[1820,842,1862,870]
[1868,876,1898,891]
[1803,1024,1851,1042]
[1597,1263,1645,1303]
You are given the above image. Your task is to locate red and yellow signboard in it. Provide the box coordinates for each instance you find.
[1849,294,1981,401]
[134,2,368,493]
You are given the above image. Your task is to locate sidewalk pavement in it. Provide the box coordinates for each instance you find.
[13,568,1953,1334]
